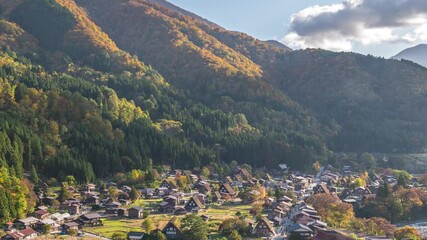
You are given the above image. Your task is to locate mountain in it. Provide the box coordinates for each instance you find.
[145,0,221,28]
[74,0,427,153]
[264,40,292,51]
[1,0,427,190]
[272,50,427,152]
[73,0,320,135]
[393,44,427,68]
[0,0,332,190]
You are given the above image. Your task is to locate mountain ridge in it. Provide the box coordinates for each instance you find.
[393,44,427,68]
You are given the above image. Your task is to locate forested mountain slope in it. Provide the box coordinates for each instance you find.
[75,0,427,154]
[73,0,319,134]
[0,0,331,190]
[0,0,427,192]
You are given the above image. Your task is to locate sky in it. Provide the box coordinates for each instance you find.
[168,0,427,57]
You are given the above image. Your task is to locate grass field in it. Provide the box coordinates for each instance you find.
[84,202,253,238]
[84,214,172,238]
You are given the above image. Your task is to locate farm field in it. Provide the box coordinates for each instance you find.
[84,203,252,238]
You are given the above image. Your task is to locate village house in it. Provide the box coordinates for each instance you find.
[68,204,81,215]
[162,218,181,239]
[41,197,55,206]
[105,201,121,214]
[212,191,223,204]
[61,222,79,234]
[193,193,207,205]
[194,181,211,194]
[158,194,180,213]
[155,187,171,197]
[50,213,70,224]
[184,197,204,213]
[78,213,102,227]
[3,228,38,240]
[254,217,276,238]
[313,183,330,195]
[117,208,127,217]
[127,232,145,240]
[85,195,100,205]
[141,188,155,198]
[340,188,352,199]
[287,223,314,239]
[234,167,252,180]
[128,207,144,219]
[160,180,176,190]
[3,222,13,232]
[31,210,49,220]
[232,174,245,183]
[315,229,353,240]
[82,183,96,192]
[353,187,372,197]
[306,219,328,232]
[173,206,187,215]
[218,183,235,197]
[268,206,286,222]
[158,201,175,214]
[121,185,132,193]
[36,219,60,233]
[14,217,39,230]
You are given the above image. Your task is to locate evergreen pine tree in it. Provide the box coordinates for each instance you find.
[129,186,139,202]
[31,165,39,184]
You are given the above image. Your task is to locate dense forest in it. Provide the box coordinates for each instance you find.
[0,0,426,190]
[76,0,427,154]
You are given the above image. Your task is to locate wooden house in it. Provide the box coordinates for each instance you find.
[195,182,211,194]
[316,229,353,240]
[3,228,38,240]
[36,219,59,233]
[117,208,127,217]
[14,217,39,230]
[162,218,181,239]
[253,217,275,237]
[313,183,330,195]
[173,206,187,215]
[287,223,313,239]
[234,167,251,180]
[78,213,102,227]
[82,183,96,192]
[68,204,81,215]
[184,197,204,213]
[128,207,144,219]
[212,191,223,203]
[160,180,176,190]
[127,232,145,240]
[85,195,100,205]
[31,210,49,220]
[41,197,55,206]
[218,183,235,197]
[105,201,121,214]
[158,201,175,213]
[62,222,79,234]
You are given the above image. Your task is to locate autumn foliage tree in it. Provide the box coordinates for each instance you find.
[394,226,423,240]
[307,193,354,228]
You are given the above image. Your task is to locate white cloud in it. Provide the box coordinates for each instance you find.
[403,24,427,42]
[283,0,427,51]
